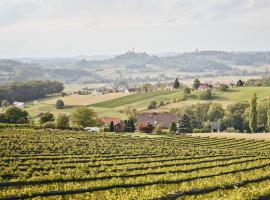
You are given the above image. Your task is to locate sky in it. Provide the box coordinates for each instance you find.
[0,0,269,58]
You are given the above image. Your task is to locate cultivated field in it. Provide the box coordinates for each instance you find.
[1,129,270,199]
[43,93,129,106]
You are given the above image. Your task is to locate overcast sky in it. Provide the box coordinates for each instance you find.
[0,0,269,58]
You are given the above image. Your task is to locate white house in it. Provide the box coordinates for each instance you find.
[13,101,25,108]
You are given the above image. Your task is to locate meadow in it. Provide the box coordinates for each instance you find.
[25,86,270,121]
[1,129,270,199]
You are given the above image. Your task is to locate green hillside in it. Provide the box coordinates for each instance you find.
[91,90,184,108]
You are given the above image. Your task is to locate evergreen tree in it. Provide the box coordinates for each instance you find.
[169,122,177,133]
[268,96,270,132]
[109,121,115,132]
[177,114,192,134]
[173,78,180,89]
[193,79,201,90]
[249,93,257,133]
[130,120,135,132]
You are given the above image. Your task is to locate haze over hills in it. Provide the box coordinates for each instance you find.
[1,50,270,85]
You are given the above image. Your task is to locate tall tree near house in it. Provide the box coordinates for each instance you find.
[268,96,270,132]
[169,122,177,133]
[193,79,200,90]
[249,93,257,133]
[177,114,192,134]
[173,78,180,89]
[109,121,115,132]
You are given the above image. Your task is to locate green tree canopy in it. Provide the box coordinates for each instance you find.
[173,78,180,89]
[56,99,65,109]
[72,107,98,128]
[249,93,257,133]
[4,107,29,124]
[56,114,69,129]
[207,103,224,122]
[193,79,200,90]
[39,112,54,125]
[177,114,192,134]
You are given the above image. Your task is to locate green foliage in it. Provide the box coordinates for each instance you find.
[109,121,115,132]
[60,92,68,97]
[4,107,29,124]
[148,101,157,110]
[249,93,257,133]
[0,80,64,103]
[56,114,69,129]
[55,99,65,109]
[268,97,270,132]
[218,84,229,91]
[39,112,54,125]
[1,100,10,109]
[173,78,180,89]
[184,87,191,95]
[193,79,200,90]
[199,89,212,100]
[1,128,270,199]
[193,127,212,133]
[169,122,177,133]
[72,107,98,128]
[42,121,55,129]
[177,114,192,133]
[207,103,224,122]
[257,102,268,132]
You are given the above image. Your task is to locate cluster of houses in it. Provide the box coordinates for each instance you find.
[99,112,176,133]
[73,87,141,96]
[97,112,220,134]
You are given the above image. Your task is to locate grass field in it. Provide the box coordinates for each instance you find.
[91,90,183,108]
[1,129,270,199]
[25,86,270,120]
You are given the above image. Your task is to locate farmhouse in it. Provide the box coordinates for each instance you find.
[198,83,210,91]
[137,112,177,129]
[100,117,122,126]
[13,101,25,108]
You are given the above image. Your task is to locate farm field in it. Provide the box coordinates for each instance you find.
[43,93,129,106]
[25,86,270,120]
[1,129,270,199]
[155,87,270,112]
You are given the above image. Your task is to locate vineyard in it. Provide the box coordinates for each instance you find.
[1,129,270,199]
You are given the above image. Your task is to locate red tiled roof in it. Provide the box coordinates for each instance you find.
[100,117,121,125]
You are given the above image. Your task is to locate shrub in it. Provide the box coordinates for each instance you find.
[56,99,64,109]
[169,122,177,133]
[148,101,157,110]
[199,89,212,100]
[56,114,69,129]
[4,107,29,124]
[193,127,212,133]
[39,112,54,124]
[72,107,98,127]
[184,87,191,95]
[42,121,55,129]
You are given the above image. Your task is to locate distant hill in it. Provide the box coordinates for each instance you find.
[1,50,270,85]
[81,50,270,72]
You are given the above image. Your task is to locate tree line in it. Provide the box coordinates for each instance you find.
[0,80,64,103]
[171,94,270,134]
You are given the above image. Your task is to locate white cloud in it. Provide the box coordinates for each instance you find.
[0,0,269,57]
